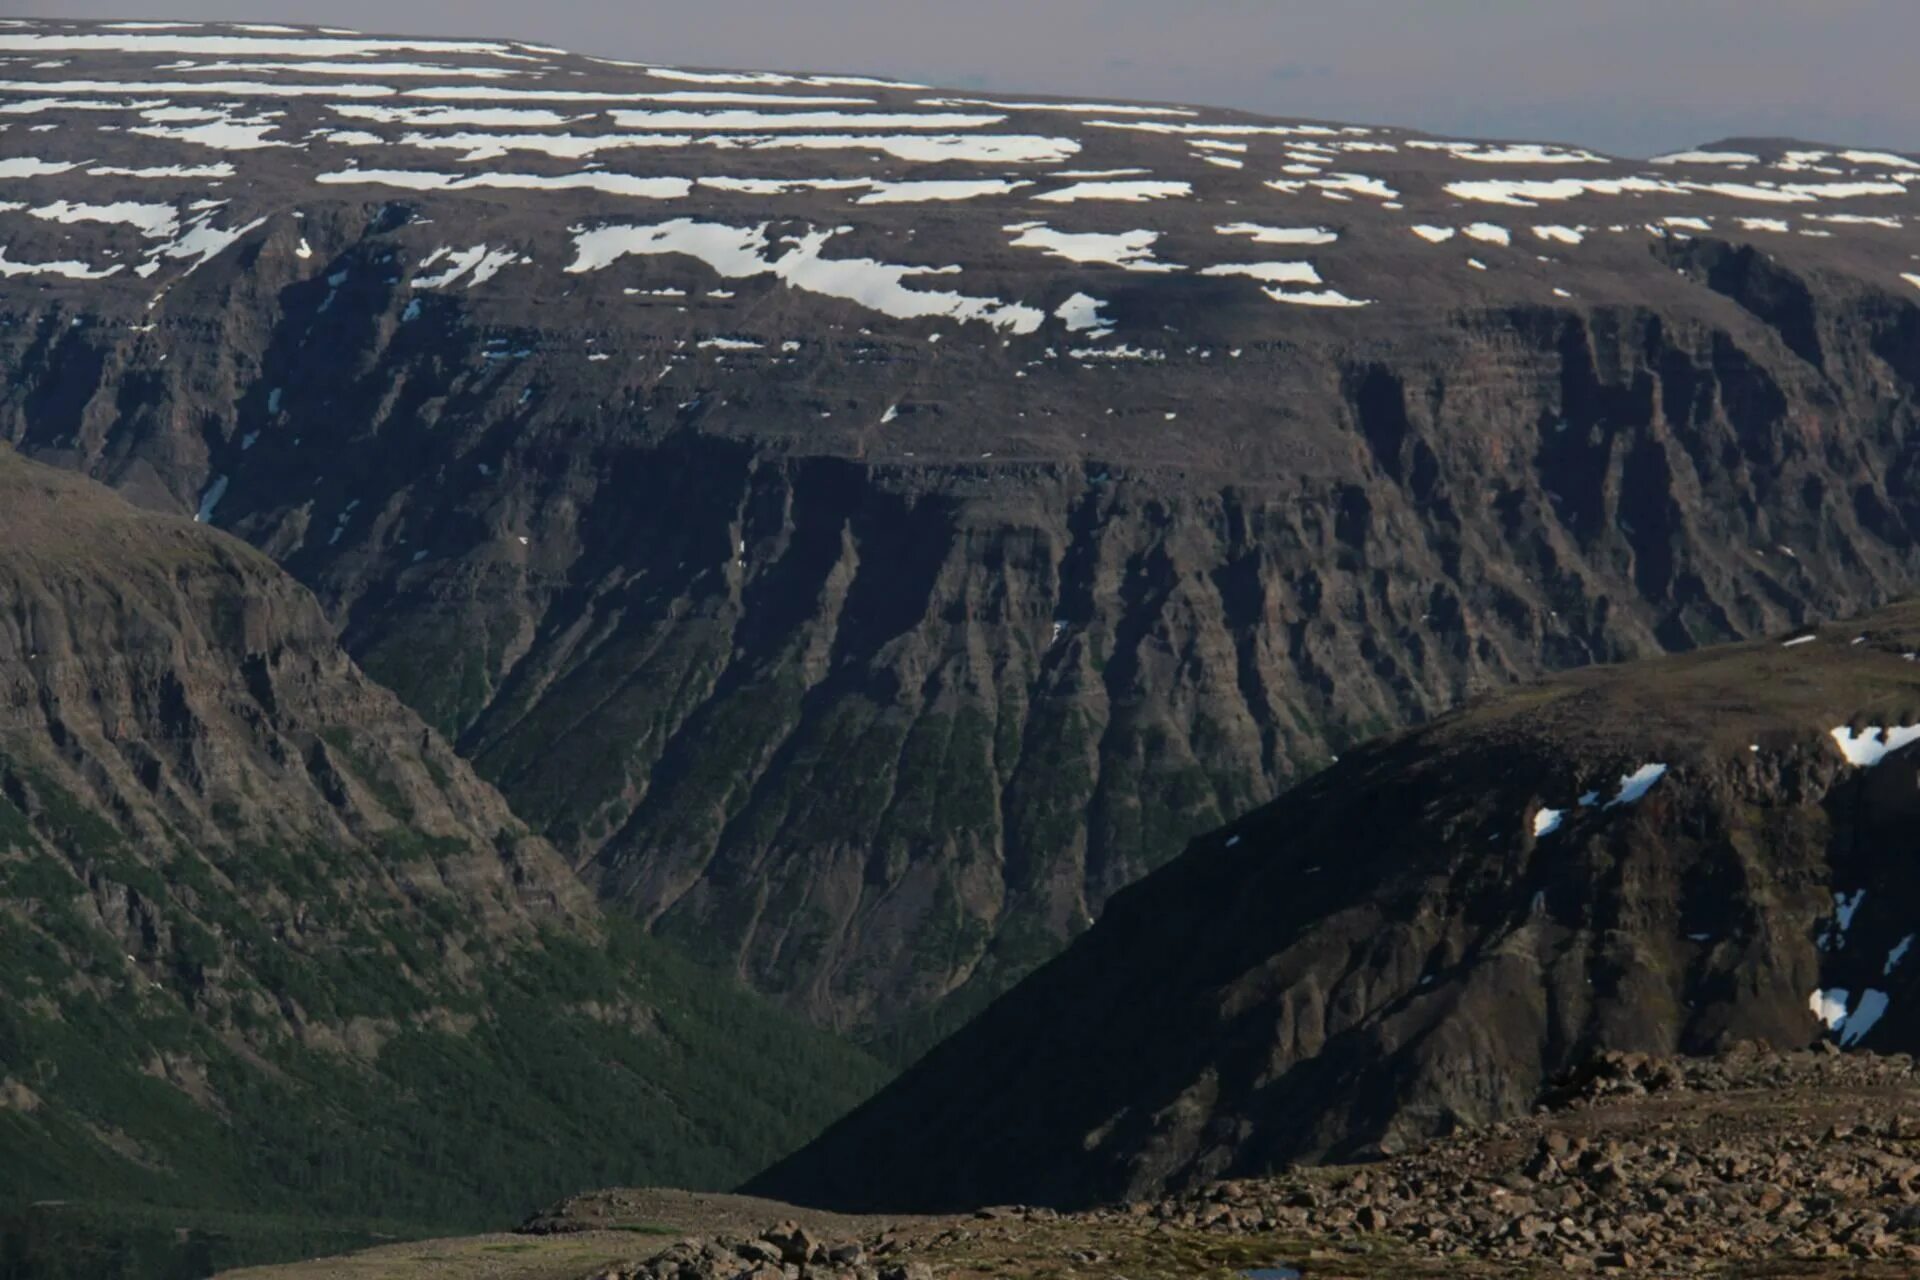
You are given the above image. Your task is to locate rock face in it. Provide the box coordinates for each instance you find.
[8,20,1920,1033]
[0,449,883,1226]
[751,603,1920,1210]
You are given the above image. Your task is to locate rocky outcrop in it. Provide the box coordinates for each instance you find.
[1121,1046,1920,1273]
[750,602,1920,1209]
[586,1221,929,1280]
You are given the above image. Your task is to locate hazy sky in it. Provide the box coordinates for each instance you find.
[20,0,1919,157]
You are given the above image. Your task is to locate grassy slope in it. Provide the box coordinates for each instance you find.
[0,449,890,1274]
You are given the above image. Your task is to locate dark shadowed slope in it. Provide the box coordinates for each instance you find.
[0,447,884,1246]
[753,601,1920,1210]
[8,20,1920,1038]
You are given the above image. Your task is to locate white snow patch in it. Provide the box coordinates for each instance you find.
[1829,725,1920,767]
[0,157,78,178]
[567,219,1044,333]
[1004,223,1180,273]
[1411,225,1456,243]
[1810,988,1850,1031]
[919,96,1196,117]
[1841,150,1920,170]
[413,244,523,289]
[128,115,288,149]
[1445,176,1680,206]
[1533,807,1565,837]
[1464,223,1512,246]
[154,211,268,274]
[1307,172,1398,200]
[1812,213,1902,229]
[1603,763,1668,808]
[1262,287,1370,308]
[1533,225,1585,244]
[29,199,178,238]
[1410,140,1605,165]
[637,65,927,90]
[1652,149,1761,165]
[332,103,574,127]
[395,131,685,161]
[699,177,869,195]
[726,133,1080,164]
[157,58,521,79]
[193,474,229,523]
[1053,291,1113,332]
[608,109,1001,131]
[1031,180,1190,203]
[0,77,396,99]
[1216,222,1337,246]
[0,247,122,279]
[1842,990,1891,1046]
[1091,119,1338,138]
[317,168,692,199]
[1199,261,1322,285]
[856,179,1030,203]
[0,32,518,57]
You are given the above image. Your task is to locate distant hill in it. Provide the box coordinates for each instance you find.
[753,603,1920,1210]
[0,448,883,1266]
[7,18,1920,1046]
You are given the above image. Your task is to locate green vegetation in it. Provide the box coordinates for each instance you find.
[0,1201,442,1279]
[0,749,888,1278]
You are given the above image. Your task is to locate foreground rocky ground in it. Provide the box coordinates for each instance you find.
[228,1048,1920,1279]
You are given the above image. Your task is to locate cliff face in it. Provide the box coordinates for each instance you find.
[0,450,883,1226]
[6,21,1920,1031]
[751,602,1920,1212]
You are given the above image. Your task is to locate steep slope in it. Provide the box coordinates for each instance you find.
[7,21,1920,1035]
[752,601,1920,1211]
[0,448,883,1250]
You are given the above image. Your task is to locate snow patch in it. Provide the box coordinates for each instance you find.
[193,474,229,523]
[1031,180,1191,203]
[1054,291,1113,332]
[1830,725,1920,767]
[568,219,1044,333]
[1604,763,1668,808]
[29,199,178,238]
[413,243,523,288]
[1215,222,1337,246]
[1199,261,1322,285]
[1004,223,1180,273]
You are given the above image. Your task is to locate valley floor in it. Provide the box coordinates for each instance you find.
[222,1048,1920,1280]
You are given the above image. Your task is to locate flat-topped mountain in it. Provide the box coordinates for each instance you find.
[6,19,1920,1036]
[0,447,882,1249]
[752,602,1920,1210]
